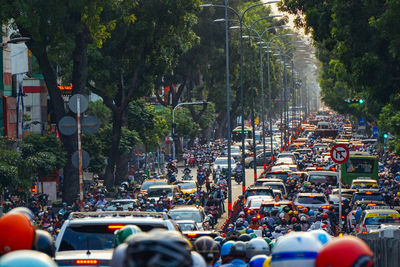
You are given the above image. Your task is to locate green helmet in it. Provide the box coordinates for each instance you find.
[249,233,257,239]
[264,237,271,244]
[114,225,142,247]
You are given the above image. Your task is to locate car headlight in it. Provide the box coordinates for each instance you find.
[245,159,248,163]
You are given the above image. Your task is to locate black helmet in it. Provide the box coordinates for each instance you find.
[238,234,252,242]
[124,229,192,267]
[35,230,55,257]
[193,236,220,263]
[230,241,247,259]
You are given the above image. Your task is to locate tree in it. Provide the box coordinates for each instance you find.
[87,0,200,187]
[0,0,128,202]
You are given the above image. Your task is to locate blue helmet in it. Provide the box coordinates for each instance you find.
[221,241,235,257]
[249,254,270,267]
[308,210,315,216]
[246,228,254,234]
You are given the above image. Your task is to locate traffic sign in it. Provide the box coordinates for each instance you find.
[72,150,90,169]
[82,115,100,134]
[58,116,77,136]
[330,144,349,164]
[69,94,88,114]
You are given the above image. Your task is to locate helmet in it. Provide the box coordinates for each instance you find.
[302,208,308,213]
[8,207,35,222]
[114,225,142,247]
[322,213,328,219]
[315,236,373,267]
[271,232,323,267]
[0,213,35,255]
[246,238,270,258]
[238,234,252,242]
[124,229,192,267]
[0,250,57,267]
[230,241,247,259]
[35,230,55,257]
[249,254,271,267]
[252,217,258,222]
[110,243,128,267]
[221,241,235,257]
[193,236,220,263]
[308,210,315,216]
[191,251,207,267]
[247,229,254,234]
[309,230,332,246]
[291,217,298,223]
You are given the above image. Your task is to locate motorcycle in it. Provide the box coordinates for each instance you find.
[234,170,244,184]
[197,171,205,186]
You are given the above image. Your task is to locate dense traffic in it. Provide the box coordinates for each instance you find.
[2,109,399,266]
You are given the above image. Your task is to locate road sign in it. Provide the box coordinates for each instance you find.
[372,126,379,138]
[82,115,100,134]
[69,94,88,114]
[72,150,90,169]
[330,144,349,164]
[58,116,77,136]
[359,117,365,126]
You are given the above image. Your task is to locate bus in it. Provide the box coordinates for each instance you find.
[232,126,253,142]
[340,153,379,185]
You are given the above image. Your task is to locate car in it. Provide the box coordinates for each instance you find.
[350,179,378,191]
[168,206,208,230]
[243,186,274,205]
[254,178,284,186]
[55,211,178,266]
[275,157,296,166]
[346,201,388,231]
[105,199,138,211]
[261,181,287,197]
[332,188,357,195]
[245,196,274,214]
[270,165,296,173]
[176,220,199,231]
[244,151,274,168]
[351,191,384,205]
[356,209,400,234]
[139,179,168,194]
[173,180,198,194]
[307,171,338,186]
[277,152,296,161]
[258,201,296,217]
[294,193,330,211]
[213,157,237,173]
[146,185,181,201]
[260,171,290,182]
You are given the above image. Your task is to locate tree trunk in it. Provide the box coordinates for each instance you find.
[104,108,123,188]
[215,112,227,139]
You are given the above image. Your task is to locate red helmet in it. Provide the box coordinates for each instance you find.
[291,217,298,223]
[315,236,373,267]
[322,213,328,219]
[251,217,258,222]
[0,213,35,255]
[302,208,308,213]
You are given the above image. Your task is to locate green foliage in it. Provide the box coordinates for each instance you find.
[86,100,112,127]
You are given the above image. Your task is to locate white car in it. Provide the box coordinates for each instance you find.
[294,193,330,211]
[213,157,237,172]
[55,211,178,266]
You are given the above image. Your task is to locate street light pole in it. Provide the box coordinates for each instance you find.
[172,101,207,160]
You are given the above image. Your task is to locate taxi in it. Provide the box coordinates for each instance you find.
[173,180,198,194]
[350,178,378,191]
[356,209,400,234]
[139,179,168,195]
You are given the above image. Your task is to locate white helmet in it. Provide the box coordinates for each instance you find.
[271,232,322,267]
[246,238,270,258]
[191,251,206,267]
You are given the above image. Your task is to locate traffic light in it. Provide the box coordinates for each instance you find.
[345,99,365,104]
[383,133,389,139]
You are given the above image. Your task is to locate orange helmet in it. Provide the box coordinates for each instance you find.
[0,213,35,255]
[315,236,373,267]
[302,208,308,213]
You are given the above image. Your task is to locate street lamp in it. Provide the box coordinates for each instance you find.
[1,37,30,47]
[202,1,280,210]
[172,101,207,160]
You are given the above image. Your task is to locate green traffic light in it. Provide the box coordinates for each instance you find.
[383,133,389,139]
[358,99,364,104]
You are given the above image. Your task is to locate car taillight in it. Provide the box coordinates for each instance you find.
[297,205,303,209]
[352,212,356,215]
[321,205,330,209]
[187,233,198,238]
[367,203,376,206]
[108,224,125,229]
[341,216,345,219]
[257,214,261,219]
[75,260,99,265]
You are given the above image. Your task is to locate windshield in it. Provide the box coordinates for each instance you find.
[141,181,167,190]
[58,224,167,251]
[215,158,234,165]
[263,183,284,192]
[365,215,400,225]
[352,182,377,189]
[259,204,292,215]
[353,194,383,202]
[265,173,289,181]
[231,147,240,153]
[245,190,274,199]
[147,187,172,198]
[297,196,327,204]
[248,199,264,209]
[169,210,202,223]
[106,201,135,211]
[176,182,196,189]
[309,174,337,185]
[346,158,375,173]
[178,223,198,231]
